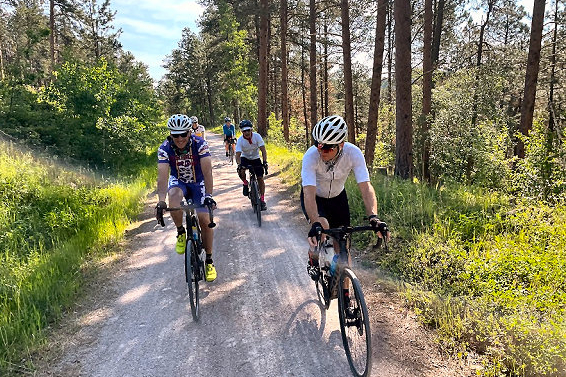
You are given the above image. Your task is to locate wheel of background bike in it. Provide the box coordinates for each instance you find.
[186,239,200,322]
[229,147,234,165]
[338,267,372,377]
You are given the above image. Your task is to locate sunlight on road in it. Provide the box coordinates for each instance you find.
[118,284,151,305]
[80,307,113,326]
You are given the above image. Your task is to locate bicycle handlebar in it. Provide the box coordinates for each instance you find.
[316,223,389,249]
[164,202,216,228]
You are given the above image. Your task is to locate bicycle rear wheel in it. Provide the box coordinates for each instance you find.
[338,268,372,377]
[185,240,200,321]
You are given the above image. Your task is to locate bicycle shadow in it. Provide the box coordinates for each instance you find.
[282,298,343,351]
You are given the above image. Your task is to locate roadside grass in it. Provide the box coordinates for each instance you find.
[0,140,155,375]
[269,148,565,377]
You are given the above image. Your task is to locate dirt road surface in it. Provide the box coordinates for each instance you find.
[33,133,473,377]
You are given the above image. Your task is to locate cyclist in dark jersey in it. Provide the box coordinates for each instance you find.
[155,114,218,282]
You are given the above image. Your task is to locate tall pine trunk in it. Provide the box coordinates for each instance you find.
[517,0,546,158]
[365,0,387,167]
[309,0,317,131]
[280,0,290,141]
[421,0,433,181]
[257,0,269,136]
[341,0,355,143]
[394,0,413,179]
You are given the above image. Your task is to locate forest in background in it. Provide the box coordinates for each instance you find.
[1,0,565,376]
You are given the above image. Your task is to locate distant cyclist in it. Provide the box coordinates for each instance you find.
[189,115,205,139]
[155,114,217,282]
[301,115,389,282]
[223,117,236,157]
[235,119,268,211]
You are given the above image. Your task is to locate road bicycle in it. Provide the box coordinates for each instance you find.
[241,165,263,227]
[226,138,235,165]
[164,200,215,322]
[312,222,388,377]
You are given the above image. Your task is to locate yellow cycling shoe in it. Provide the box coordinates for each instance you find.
[205,262,217,282]
[175,233,186,254]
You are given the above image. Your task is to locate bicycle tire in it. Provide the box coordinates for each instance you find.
[186,240,200,321]
[229,148,234,165]
[252,179,261,227]
[315,274,331,310]
[338,267,372,377]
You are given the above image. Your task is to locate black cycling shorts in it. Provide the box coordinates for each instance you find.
[300,188,350,228]
[241,157,264,178]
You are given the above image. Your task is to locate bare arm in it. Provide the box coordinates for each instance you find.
[200,156,213,195]
[157,163,169,202]
[303,185,320,225]
[259,145,267,163]
[358,181,378,216]
[236,151,242,165]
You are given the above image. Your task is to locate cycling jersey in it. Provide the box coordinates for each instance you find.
[223,123,235,138]
[235,132,264,160]
[301,142,370,198]
[157,135,211,183]
[189,124,205,139]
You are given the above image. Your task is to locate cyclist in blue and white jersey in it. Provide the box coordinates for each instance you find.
[155,114,217,282]
[301,115,388,282]
[235,119,268,211]
[222,117,236,157]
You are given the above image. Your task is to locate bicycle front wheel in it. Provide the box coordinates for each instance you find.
[185,240,200,321]
[338,268,372,377]
[250,179,261,227]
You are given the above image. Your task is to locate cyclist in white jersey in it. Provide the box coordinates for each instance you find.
[189,115,206,139]
[301,115,388,281]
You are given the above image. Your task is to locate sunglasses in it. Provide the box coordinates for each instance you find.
[316,142,338,152]
[171,132,189,138]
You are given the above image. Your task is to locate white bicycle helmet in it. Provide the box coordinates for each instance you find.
[190,115,198,125]
[312,115,348,144]
[167,114,191,134]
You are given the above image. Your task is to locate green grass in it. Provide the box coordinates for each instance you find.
[0,140,155,374]
[268,147,566,377]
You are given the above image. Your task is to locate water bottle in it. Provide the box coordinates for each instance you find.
[330,254,339,276]
[192,225,198,241]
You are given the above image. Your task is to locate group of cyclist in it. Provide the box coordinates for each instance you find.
[155,113,388,284]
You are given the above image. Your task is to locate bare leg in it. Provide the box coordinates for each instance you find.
[167,188,184,228]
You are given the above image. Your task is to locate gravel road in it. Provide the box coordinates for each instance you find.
[35,133,473,377]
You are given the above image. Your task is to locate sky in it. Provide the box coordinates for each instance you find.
[111,0,536,83]
[112,0,204,82]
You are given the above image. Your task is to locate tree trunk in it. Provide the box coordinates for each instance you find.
[386,0,393,104]
[301,28,310,149]
[431,0,445,66]
[517,0,546,158]
[364,0,387,167]
[257,0,269,137]
[50,0,55,69]
[394,0,413,179]
[309,0,318,130]
[324,20,329,117]
[341,0,355,143]
[421,0,433,182]
[280,0,290,142]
